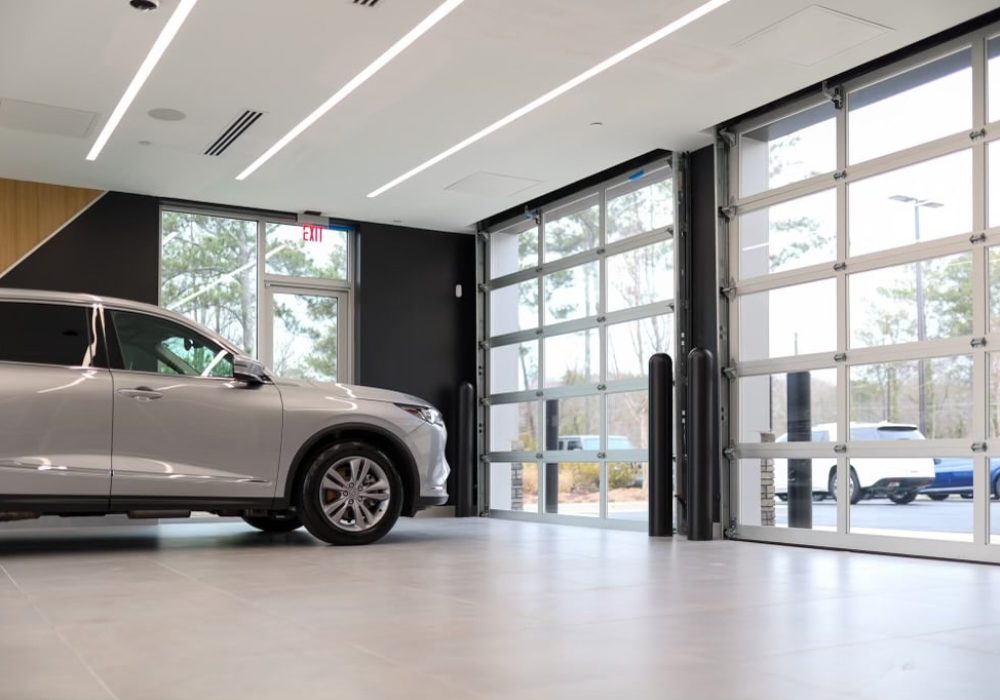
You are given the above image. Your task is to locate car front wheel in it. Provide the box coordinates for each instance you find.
[888,491,917,505]
[927,493,949,501]
[297,440,403,546]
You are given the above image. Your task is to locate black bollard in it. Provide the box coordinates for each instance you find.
[787,371,812,529]
[544,399,559,514]
[455,383,476,517]
[687,347,716,541]
[648,354,674,537]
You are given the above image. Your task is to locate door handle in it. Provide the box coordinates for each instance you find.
[117,387,164,401]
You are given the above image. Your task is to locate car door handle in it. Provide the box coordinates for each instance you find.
[117,387,164,401]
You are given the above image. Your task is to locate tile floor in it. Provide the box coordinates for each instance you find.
[1,517,999,699]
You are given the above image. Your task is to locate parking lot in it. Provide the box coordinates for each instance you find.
[774,497,1000,540]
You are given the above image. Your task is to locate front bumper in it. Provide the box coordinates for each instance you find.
[403,421,450,502]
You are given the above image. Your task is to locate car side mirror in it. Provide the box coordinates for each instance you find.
[233,355,268,385]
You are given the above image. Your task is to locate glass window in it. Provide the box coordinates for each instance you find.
[490,279,537,337]
[849,355,972,439]
[989,36,1000,124]
[607,315,673,382]
[849,252,972,348]
[607,461,648,521]
[490,341,538,394]
[489,402,539,453]
[739,189,836,277]
[607,391,649,450]
[265,223,349,280]
[270,292,340,382]
[848,49,972,164]
[160,211,258,355]
[489,462,539,513]
[0,302,93,367]
[738,279,836,361]
[543,329,599,388]
[989,247,1000,334]
[546,395,602,447]
[848,150,973,257]
[738,369,837,444]
[112,311,233,378]
[606,172,673,242]
[490,219,538,279]
[606,240,673,312]
[740,102,836,196]
[543,194,600,263]
[543,261,599,325]
[546,463,600,517]
[988,354,1000,438]
[991,141,1000,229]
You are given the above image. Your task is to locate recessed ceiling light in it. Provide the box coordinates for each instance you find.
[367,0,732,198]
[236,0,467,181]
[86,0,199,161]
[138,140,152,146]
[148,108,186,121]
[590,121,604,127]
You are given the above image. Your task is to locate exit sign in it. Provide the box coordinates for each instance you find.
[302,224,325,243]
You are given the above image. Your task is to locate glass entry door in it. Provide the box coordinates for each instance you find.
[262,285,349,383]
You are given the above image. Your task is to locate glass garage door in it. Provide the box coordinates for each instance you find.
[725,28,1000,562]
[482,158,675,527]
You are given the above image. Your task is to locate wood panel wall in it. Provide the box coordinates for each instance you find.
[0,178,103,275]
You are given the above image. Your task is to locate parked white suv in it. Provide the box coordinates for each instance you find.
[773,422,935,505]
[0,290,449,544]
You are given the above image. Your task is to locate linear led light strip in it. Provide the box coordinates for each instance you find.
[236,0,467,181]
[367,0,733,198]
[86,0,200,161]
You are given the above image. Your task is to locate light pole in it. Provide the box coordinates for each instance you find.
[889,194,943,435]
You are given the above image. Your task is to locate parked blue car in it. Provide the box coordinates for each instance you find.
[920,458,1000,500]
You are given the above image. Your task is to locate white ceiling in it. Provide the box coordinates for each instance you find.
[0,0,995,232]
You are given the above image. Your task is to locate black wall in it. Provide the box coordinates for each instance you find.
[0,192,160,303]
[356,222,477,497]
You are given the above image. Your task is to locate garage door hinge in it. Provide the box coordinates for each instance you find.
[833,443,847,454]
[477,231,490,242]
[833,170,848,180]
[478,341,490,350]
[477,283,489,293]
[480,397,490,406]
[717,128,736,148]
[970,128,987,140]
[834,352,847,362]
[720,278,737,300]
[972,442,987,452]
[719,201,737,220]
[722,445,736,459]
[971,232,987,244]
[971,337,987,348]
[480,455,490,463]
[822,82,843,110]
[722,366,737,381]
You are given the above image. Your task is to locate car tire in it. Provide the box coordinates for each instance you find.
[927,493,949,502]
[777,494,788,502]
[888,491,917,505]
[993,473,1000,500]
[829,467,862,505]
[242,512,303,533]
[297,440,403,546]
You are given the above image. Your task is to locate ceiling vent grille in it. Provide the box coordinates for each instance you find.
[203,110,263,156]
[353,0,381,6]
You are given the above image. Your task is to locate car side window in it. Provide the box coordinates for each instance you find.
[111,310,233,378]
[0,301,94,367]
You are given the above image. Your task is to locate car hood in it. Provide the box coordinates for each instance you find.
[271,377,432,408]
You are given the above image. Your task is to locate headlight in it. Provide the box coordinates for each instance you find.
[396,403,444,427]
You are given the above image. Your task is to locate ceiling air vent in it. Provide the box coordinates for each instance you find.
[203,109,263,156]
[353,0,381,6]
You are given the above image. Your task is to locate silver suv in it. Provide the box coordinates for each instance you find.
[0,289,449,545]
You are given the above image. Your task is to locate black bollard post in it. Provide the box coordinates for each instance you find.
[544,399,559,514]
[648,354,674,537]
[455,382,476,517]
[787,371,812,529]
[687,347,716,541]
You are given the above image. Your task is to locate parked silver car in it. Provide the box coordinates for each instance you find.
[0,289,449,545]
